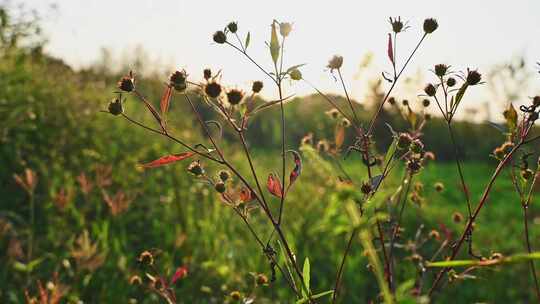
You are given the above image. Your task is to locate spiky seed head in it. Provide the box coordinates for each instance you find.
[227,21,238,33]
[397,133,413,150]
[389,17,404,33]
[203,68,212,80]
[409,139,424,154]
[214,181,226,193]
[423,18,438,34]
[434,64,449,77]
[360,182,372,194]
[226,89,244,105]
[108,98,123,116]
[327,55,343,71]
[466,69,482,86]
[452,212,463,223]
[422,99,430,107]
[187,161,204,176]
[205,81,222,98]
[218,170,230,182]
[424,83,436,97]
[252,81,263,93]
[213,31,227,44]
[169,70,188,92]
[117,75,135,92]
[434,182,444,192]
[446,77,457,87]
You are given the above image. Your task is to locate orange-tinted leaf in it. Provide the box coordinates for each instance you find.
[240,187,255,203]
[387,33,394,65]
[140,152,195,168]
[267,173,282,198]
[335,125,345,149]
[160,85,173,118]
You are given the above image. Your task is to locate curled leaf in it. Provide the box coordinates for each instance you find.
[140,152,195,168]
[267,173,283,198]
[287,150,302,192]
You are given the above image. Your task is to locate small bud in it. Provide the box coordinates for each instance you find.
[422,99,430,107]
[446,77,457,87]
[227,22,238,33]
[407,158,422,174]
[205,81,222,98]
[434,64,449,77]
[226,89,244,105]
[230,291,242,301]
[108,98,123,116]
[361,182,372,194]
[256,273,269,285]
[138,250,154,266]
[423,18,439,34]
[434,182,444,193]
[218,170,230,182]
[402,99,409,106]
[452,212,463,223]
[409,139,424,154]
[169,70,188,92]
[466,69,482,86]
[388,96,396,105]
[327,55,343,71]
[316,140,329,153]
[129,275,142,285]
[203,68,212,80]
[214,181,226,193]
[424,83,436,97]
[301,133,314,146]
[289,68,302,80]
[429,229,441,240]
[424,151,436,161]
[493,147,505,160]
[117,74,135,92]
[341,118,351,127]
[279,22,292,37]
[187,161,204,176]
[397,133,413,150]
[213,31,227,44]
[490,252,503,260]
[252,81,263,93]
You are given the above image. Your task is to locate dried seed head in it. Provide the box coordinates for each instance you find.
[117,74,135,92]
[205,81,222,98]
[227,21,238,33]
[214,181,226,193]
[422,99,430,107]
[423,18,439,34]
[289,68,302,80]
[360,182,372,194]
[203,68,212,80]
[388,96,396,105]
[169,70,188,92]
[434,182,445,192]
[252,81,263,93]
[213,30,227,44]
[490,252,503,260]
[326,108,340,119]
[279,22,292,37]
[108,98,123,116]
[466,69,482,86]
[230,291,242,301]
[397,133,413,150]
[446,77,457,87]
[327,55,344,71]
[256,273,269,285]
[452,212,463,223]
[389,17,404,33]
[521,168,534,181]
[316,140,329,153]
[424,151,436,161]
[409,139,424,154]
[407,158,422,174]
[187,161,204,176]
[341,118,351,127]
[434,64,449,77]
[218,170,230,182]
[138,251,154,266]
[226,89,244,105]
[424,83,436,97]
[402,99,409,106]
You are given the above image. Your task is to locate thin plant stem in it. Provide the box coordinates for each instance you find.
[522,205,540,302]
[332,227,357,303]
[337,68,360,127]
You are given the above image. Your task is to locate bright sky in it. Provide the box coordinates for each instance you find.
[28,0,540,112]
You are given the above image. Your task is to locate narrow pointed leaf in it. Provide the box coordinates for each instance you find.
[251,94,295,114]
[296,290,334,304]
[140,152,195,168]
[160,85,173,117]
[270,21,280,64]
[504,103,518,132]
[245,32,251,50]
[287,150,302,191]
[453,83,469,112]
[303,257,311,296]
[387,33,394,65]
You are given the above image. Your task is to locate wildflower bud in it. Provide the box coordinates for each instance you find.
[129,275,142,285]
[407,158,422,174]
[213,31,227,44]
[446,77,457,87]
[138,250,154,266]
[521,168,534,181]
[252,81,263,93]
[434,182,444,192]
[389,17,404,33]
[203,68,212,80]
[153,278,165,291]
[429,229,440,240]
[227,22,238,33]
[341,118,351,127]
[279,22,292,37]
[388,96,396,105]
[409,139,424,154]
[402,99,409,106]
[187,161,204,176]
[289,68,302,80]
[256,274,269,285]
[423,18,439,34]
[533,96,540,107]
[452,212,463,223]
[434,64,448,77]
[493,147,505,160]
[360,182,372,194]
[326,108,340,119]
[327,55,343,71]
[227,89,244,105]
[424,83,436,97]
[397,133,413,150]
[411,253,423,263]
[466,69,482,86]
[230,291,242,301]
[117,74,135,92]
[108,98,123,116]
[218,170,230,182]
[214,181,226,193]
[422,99,430,107]
[169,70,188,92]
[205,81,222,98]
[424,151,435,161]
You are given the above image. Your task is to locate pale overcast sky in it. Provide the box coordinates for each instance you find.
[24,0,540,112]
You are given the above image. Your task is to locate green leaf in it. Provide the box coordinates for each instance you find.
[270,21,280,64]
[453,83,469,112]
[427,251,540,268]
[245,32,250,50]
[383,137,398,171]
[302,257,311,297]
[296,290,334,304]
[285,64,307,75]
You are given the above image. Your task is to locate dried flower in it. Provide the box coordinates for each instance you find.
[341,118,351,127]
[203,68,212,80]
[429,229,441,240]
[466,69,482,85]
[533,96,540,107]
[388,96,396,105]
[138,250,154,266]
[226,89,244,105]
[117,72,135,92]
[407,158,422,174]
[256,273,269,285]
[187,161,204,176]
[205,81,222,98]
[213,31,227,44]
[361,182,372,194]
[129,275,142,285]
[397,133,413,150]
[434,64,449,77]
[402,99,409,106]
[218,170,230,182]
[227,21,238,33]
[434,182,445,192]
[252,81,263,93]
[13,168,38,194]
[389,17,404,33]
[446,77,457,87]
[230,291,242,301]
[424,83,436,97]
[214,181,226,193]
[108,98,123,115]
[327,55,343,71]
[409,139,424,154]
[279,22,292,37]
[452,212,464,223]
[422,99,430,107]
[326,108,340,119]
[423,18,438,34]
[169,70,188,92]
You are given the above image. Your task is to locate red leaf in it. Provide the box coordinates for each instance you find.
[170,265,188,284]
[287,150,302,192]
[387,33,394,65]
[240,187,254,203]
[267,173,282,198]
[140,152,195,168]
[160,85,173,118]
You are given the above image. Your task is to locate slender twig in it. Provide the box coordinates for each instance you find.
[337,68,360,127]
[332,228,357,303]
